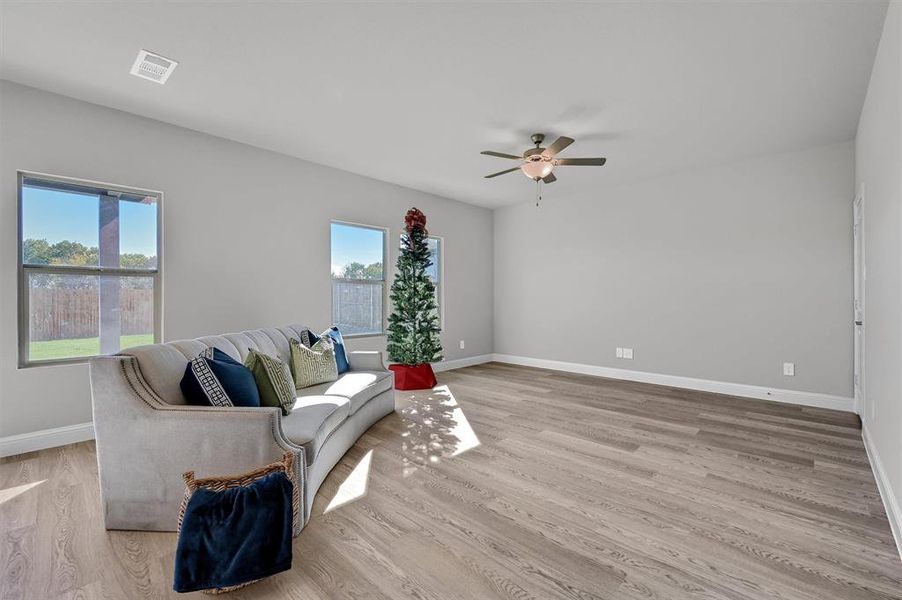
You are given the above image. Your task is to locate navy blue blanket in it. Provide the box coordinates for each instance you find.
[173,472,293,593]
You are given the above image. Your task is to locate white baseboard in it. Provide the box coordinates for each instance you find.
[1,358,493,458]
[433,354,493,373]
[0,422,95,458]
[862,423,902,563]
[0,353,850,458]
[491,354,854,412]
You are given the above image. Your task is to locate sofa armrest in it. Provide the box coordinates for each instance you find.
[90,356,307,532]
[347,350,386,372]
[90,356,297,444]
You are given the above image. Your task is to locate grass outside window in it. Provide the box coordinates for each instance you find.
[29,334,155,362]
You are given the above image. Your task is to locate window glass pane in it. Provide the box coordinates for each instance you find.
[426,237,440,281]
[22,185,99,266]
[428,237,441,326]
[397,235,440,280]
[331,223,384,280]
[119,276,155,350]
[331,281,384,336]
[119,199,158,269]
[21,179,159,270]
[27,272,154,362]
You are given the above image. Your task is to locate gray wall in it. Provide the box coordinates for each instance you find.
[855,1,901,526]
[0,81,494,438]
[494,141,854,397]
[0,79,864,443]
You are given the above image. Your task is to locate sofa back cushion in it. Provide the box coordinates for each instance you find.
[120,324,311,405]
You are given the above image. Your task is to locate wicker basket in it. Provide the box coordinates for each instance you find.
[176,451,300,594]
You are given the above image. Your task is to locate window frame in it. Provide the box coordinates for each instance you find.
[330,220,388,339]
[431,235,444,331]
[17,170,164,368]
[426,234,444,331]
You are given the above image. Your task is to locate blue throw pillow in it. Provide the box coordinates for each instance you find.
[181,348,261,407]
[321,327,349,374]
[298,327,349,374]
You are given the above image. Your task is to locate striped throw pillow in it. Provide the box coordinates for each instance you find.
[289,337,338,389]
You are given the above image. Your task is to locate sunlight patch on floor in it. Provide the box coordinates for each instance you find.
[0,480,46,504]
[399,384,480,476]
[437,386,481,457]
[324,449,373,513]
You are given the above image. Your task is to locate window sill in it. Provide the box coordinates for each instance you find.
[18,356,94,369]
[342,332,386,340]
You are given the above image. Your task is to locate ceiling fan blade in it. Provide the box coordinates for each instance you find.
[555,157,607,166]
[484,166,521,178]
[542,172,557,184]
[480,150,522,160]
[541,136,574,158]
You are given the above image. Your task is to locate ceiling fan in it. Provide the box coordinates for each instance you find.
[481,133,606,183]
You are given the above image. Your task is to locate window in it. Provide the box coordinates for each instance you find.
[18,172,162,366]
[424,236,443,327]
[396,233,442,328]
[331,222,386,336]
[427,237,442,324]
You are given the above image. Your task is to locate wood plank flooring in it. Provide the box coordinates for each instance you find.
[2,362,901,599]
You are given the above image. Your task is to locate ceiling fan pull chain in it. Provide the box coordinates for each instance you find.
[536,179,541,207]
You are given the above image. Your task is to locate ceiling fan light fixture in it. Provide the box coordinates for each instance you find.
[521,160,554,180]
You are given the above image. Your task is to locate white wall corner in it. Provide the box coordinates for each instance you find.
[491,354,854,412]
[862,423,902,563]
[0,422,95,458]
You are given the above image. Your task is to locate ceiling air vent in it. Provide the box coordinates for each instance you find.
[130,49,178,84]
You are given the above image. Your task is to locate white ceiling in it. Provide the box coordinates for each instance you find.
[0,1,888,208]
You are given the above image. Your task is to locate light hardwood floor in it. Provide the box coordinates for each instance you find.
[2,362,901,599]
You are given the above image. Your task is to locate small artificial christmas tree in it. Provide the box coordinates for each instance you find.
[386,207,443,389]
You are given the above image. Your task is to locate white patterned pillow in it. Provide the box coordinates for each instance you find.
[289,337,338,389]
[180,347,263,408]
[189,347,233,407]
[298,329,316,348]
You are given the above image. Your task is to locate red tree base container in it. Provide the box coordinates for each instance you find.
[389,363,437,390]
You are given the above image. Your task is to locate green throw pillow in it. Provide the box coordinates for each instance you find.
[289,337,338,389]
[244,349,295,415]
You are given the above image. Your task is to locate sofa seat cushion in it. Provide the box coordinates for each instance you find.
[280,395,350,463]
[296,371,392,415]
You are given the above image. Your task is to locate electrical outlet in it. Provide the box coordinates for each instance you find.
[623,348,634,360]
[616,347,623,358]
[459,340,465,350]
[783,362,795,376]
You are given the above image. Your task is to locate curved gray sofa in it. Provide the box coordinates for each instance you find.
[89,324,394,534]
